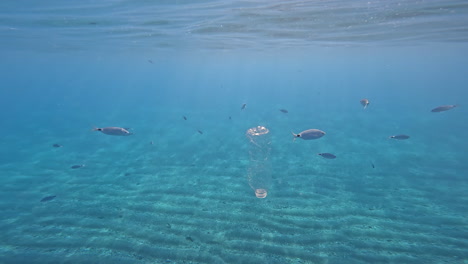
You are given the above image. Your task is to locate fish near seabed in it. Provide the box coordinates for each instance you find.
[389,134,410,140]
[40,195,56,202]
[93,127,132,136]
[292,129,326,140]
[431,104,458,112]
[71,164,85,169]
[318,153,336,159]
[360,98,370,109]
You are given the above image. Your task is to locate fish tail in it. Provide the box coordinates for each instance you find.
[291,131,297,141]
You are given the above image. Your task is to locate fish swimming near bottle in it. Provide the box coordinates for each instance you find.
[292,129,326,140]
[93,127,133,136]
[431,105,458,112]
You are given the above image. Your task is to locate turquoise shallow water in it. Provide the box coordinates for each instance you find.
[1,1,468,263]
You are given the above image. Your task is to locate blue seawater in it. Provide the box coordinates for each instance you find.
[1,1,467,263]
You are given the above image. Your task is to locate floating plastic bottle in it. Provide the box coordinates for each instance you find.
[246,126,271,198]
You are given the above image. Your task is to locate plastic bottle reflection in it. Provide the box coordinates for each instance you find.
[246,126,271,198]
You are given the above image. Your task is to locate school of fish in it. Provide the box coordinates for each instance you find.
[42,99,458,202]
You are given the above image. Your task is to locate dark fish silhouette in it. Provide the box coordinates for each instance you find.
[389,134,410,140]
[183,116,187,120]
[197,130,203,134]
[241,103,247,110]
[279,109,288,113]
[148,60,153,64]
[292,129,326,140]
[431,105,457,112]
[318,153,336,159]
[52,144,62,148]
[371,162,375,168]
[360,98,370,109]
[71,164,85,169]
[40,195,56,202]
[93,127,132,136]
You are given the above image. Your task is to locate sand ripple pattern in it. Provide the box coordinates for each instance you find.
[1,155,467,264]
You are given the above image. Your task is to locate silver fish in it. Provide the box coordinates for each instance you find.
[431,105,457,112]
[360,98,370,109]
[93,127,132,136]
[292,129,326,140]
[389,134,410,140]
[318,153,336,159]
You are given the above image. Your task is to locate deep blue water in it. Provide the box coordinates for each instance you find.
[1,1,468,264]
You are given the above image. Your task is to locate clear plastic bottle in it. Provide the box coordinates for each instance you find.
[246,126,271,198]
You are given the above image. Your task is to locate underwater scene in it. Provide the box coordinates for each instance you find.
[1,1,467,263]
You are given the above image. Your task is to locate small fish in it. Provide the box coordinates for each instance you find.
[186,236,194,242]
[389,134,410,140]
[40,195,56,202]
[431,105,457,112]
[241,103,247,110]
[371,162,375,168]
[148,60,153,64]
[71,164,85,169]
[183,116,187,120]
[52,144,62,148]
[292,129,326,140]
[197,130,203,134]
[279,109,288,114]
[360,98,370,109]
[93,127,132,136]
[318,153,336,159]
